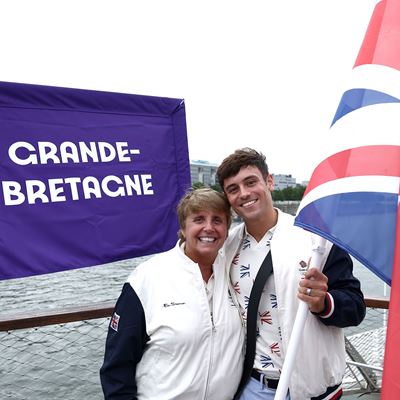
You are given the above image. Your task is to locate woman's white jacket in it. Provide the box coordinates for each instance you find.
[100,241,245,400]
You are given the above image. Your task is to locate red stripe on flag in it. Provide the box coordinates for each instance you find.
[304,145,400,195]
[355,0,400,71]
[381,194,400,399]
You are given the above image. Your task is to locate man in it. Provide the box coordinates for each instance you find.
[217,148,365,400]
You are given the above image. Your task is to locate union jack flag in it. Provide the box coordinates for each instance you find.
[244,295,250,309]
[242,238,251,251]
[110,312,120,332]
[232,253,240,265]
[270,294,278,309]
[240,264,251,278]
[270,342,281,357]
[294,1,400,398]
[259,310,272,325]
[260,354,274,369]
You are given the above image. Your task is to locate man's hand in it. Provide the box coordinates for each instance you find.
[298,268,328,314]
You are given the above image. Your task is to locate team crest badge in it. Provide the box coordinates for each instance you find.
[110,312,120,332]
[298,259,310,277]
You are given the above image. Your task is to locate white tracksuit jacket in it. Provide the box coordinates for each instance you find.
[100,241,245,400]
[222,210,365,400]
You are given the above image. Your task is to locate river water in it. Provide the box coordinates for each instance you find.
[0,257,144,315]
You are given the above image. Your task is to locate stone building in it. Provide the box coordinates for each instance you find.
[190,160,218,187]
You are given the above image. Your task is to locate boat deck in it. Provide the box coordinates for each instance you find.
[344,393,380,399]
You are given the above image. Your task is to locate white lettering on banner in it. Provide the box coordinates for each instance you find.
[8,142,37,165]
[38,142,59,164]
[48,178,67,202]
[79,142,99,163]
[2,174,154,206]
[82,176,102,199]
[26,180,49,204]
[2,141,156,206]
[8,141,140,165]
[64,177,81,200]
[2,182,24,205]
[60,142,80,164]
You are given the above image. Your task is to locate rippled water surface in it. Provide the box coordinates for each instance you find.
[1,257,149,315]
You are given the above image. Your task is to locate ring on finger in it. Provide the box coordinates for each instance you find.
[306,288,312,296]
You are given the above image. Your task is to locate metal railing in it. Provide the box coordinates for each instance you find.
[0,297,388,399]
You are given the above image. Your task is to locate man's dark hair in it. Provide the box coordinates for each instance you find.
[216,148,269,189]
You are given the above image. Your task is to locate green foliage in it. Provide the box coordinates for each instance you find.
[192,181,206,190]
[192,182,223,192]
[210,183,222,193]
[272,185,306,201]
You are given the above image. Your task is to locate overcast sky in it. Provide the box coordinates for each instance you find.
[0,0,376,182]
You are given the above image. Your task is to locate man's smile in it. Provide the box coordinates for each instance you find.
[241,199,257,208]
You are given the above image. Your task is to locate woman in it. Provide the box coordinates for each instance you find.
[100,188,244,400]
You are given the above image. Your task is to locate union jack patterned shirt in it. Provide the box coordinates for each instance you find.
[230,227,282,378]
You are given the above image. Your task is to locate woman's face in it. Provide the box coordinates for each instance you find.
[182,209,228,263]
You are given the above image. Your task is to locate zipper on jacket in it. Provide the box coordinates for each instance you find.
[203,297,216,399]
[210,312,216,332]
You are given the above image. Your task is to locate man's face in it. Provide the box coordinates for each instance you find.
[223,165,274,223]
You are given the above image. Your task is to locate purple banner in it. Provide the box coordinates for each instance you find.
[0,81,191,280]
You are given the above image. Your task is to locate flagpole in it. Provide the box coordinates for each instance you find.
[274,236,327,400]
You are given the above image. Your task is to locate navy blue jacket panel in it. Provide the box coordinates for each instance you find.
[320,245,366,328]
[100,283,149,400]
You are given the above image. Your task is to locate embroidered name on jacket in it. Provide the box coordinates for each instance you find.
[163,302,186,307]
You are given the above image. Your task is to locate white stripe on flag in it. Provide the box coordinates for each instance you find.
[297,175,400,214]
[348,64,400,99]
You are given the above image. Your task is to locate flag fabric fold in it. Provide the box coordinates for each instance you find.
[294,0,399,397]
[295,0,399,287]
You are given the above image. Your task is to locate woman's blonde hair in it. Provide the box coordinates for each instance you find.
[177,188,231,244]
